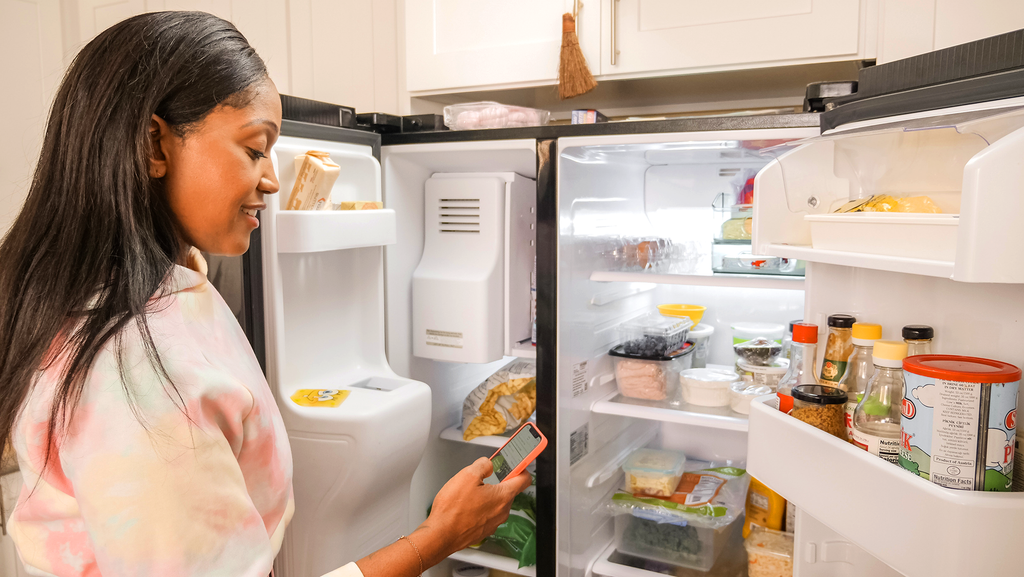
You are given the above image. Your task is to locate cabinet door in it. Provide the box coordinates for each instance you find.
[406,0,600,93]
[602,0,863,77]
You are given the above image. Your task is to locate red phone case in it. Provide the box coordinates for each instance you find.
[490,422,548,481]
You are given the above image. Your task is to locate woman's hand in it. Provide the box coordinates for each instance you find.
[420,457,533,559]
[356,458,533,577]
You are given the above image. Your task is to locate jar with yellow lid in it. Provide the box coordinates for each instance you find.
[838,323,883,442]
[851,340,908,464]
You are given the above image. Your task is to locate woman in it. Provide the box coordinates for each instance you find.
[0,11,531,577]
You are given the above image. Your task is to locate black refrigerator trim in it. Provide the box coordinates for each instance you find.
[243,121,383,376]
[534,138,557,577]
[381,113,819,146]
[242,216,267,374]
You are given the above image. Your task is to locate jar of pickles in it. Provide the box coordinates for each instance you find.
[790,385,848,439]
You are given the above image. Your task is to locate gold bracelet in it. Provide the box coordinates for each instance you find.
[399,535,424,577]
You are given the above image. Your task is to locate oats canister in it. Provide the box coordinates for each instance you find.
[900,355,1021,491]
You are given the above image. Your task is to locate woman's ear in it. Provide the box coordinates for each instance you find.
[148,114,171,179]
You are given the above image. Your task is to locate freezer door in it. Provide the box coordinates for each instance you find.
[265,121,432,577]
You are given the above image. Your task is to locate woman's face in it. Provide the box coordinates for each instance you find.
[151,79,282,256]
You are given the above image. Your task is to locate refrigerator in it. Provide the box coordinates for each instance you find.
[236,33,1024,577]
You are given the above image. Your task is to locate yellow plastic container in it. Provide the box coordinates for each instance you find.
[743,477,786,538]
[658,304,706,326]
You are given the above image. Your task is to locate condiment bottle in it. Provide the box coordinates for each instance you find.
[903,325,934,357]
[777,323,818,413]
[819,314,856,385]
[791,384,848,439]
[838,323,882,443]
[781,319,801,362]
[852,341,908,464]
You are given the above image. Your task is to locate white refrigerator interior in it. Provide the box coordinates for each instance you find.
[413,172,536,363]
[555,128,815,577]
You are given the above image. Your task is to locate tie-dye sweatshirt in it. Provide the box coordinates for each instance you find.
[8,252,361,577]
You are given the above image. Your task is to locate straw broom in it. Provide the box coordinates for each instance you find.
[558,12,597,99]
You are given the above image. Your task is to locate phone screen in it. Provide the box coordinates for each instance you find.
[491,424,543,481]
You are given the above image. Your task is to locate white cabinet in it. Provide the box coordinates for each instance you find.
[288,0,400,113]
[405,0,600,93]
[72,0,292,92]
[877,0,1024,64]
[0,0,63,236]
[601,0,866,78]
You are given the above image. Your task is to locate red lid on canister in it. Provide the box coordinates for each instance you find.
[903,355,1021,383]
[792,323,818,344]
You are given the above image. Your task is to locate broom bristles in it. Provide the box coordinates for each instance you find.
[559,13,597,100]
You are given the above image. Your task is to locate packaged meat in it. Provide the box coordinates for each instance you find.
[443,102,550,130]
[461,361,536,441]
[610,343,694,402]
[622,448,687,498]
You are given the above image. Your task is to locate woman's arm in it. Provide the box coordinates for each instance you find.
[354,458,534,577]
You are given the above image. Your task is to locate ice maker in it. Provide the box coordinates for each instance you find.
[412,172,536,364]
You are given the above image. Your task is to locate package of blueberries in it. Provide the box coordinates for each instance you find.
[618,312,693,357]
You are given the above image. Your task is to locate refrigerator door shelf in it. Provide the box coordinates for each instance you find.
[748,394,1024,577]
[276,209,397,253]
[449,548,536,577]
[440,424,515,449]
[766,243,955,279]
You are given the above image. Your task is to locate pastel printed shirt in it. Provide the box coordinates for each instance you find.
[9,252,362,577]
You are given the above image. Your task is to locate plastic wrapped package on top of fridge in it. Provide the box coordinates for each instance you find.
[443,102,550,130]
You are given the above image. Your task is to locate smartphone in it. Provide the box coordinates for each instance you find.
[490,422,547,482]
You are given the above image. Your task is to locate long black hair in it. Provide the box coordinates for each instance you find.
[0,11,268,470]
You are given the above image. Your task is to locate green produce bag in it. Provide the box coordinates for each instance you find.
[488,515,537,568]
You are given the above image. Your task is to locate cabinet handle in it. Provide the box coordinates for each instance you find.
[610,0,620,65]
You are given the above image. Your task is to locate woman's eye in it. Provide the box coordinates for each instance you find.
[248,148,267,160]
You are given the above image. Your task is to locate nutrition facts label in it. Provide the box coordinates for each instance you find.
[931,378,982,489]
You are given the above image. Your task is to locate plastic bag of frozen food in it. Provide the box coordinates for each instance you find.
[607,462,750,529]
[462,360,536,441]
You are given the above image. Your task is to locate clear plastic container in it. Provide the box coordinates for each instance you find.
[443,102,551,130]
[791,384,848,439]
[687,323,715,368]
[610,343,694,402]
[680,369,739,407]
[731,322,785,345]
[619,312,692,357]
[734,337,783,366]
[731,382,774,415]
[621,448,687,497]
[745,527,794,577]
[615,512,742,571]
[738,359,789,390]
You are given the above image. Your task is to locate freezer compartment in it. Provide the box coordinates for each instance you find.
[753,102,1024,281]
[748,394,1024,577]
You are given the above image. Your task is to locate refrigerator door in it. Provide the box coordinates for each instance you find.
[265,121,432,577]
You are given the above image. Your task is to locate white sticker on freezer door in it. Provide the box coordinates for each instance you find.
[571,361,589,398]
[425,329,463,349]
[570,424,589,465]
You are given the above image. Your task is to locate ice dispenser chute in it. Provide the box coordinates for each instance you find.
[412,173,536,363]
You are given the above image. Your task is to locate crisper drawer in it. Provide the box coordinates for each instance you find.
[804,213,959,262]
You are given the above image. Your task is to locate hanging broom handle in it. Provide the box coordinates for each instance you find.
[610,0,620,65]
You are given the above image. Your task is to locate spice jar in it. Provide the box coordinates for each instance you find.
[790,384,848,439]
[902,325,934,357]
[819,314,856,386]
